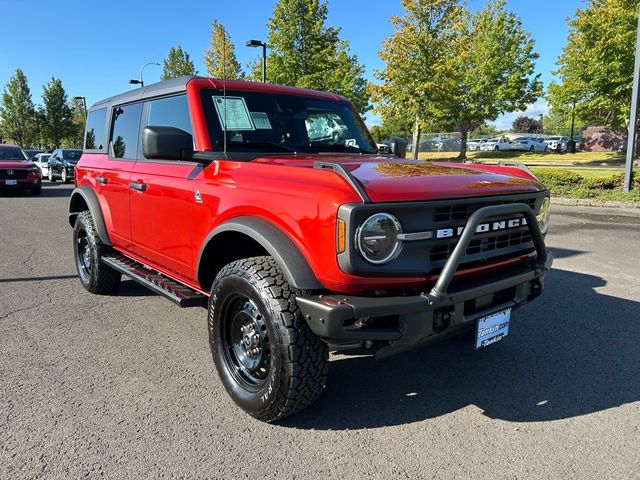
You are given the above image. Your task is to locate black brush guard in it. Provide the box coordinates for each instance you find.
[296,203,553,358]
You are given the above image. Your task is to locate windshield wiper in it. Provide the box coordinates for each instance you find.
[215,140,298,153]
[310,143,375,154]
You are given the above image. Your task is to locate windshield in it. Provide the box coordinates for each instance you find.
[62,150,82,161]
[0,147,28,160]
[201,89,377,155]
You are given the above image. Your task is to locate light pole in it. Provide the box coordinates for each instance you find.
[73,96,87,116]
[246,40,267,83]
[129,62,160,87]
[568,101,577,153]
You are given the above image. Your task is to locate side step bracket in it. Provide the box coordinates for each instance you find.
[101,253,207,308]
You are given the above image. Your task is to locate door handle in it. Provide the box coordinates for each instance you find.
[129,181,147,192]
[96,176,108,185]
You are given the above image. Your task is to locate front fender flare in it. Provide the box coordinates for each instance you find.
[68,186,111,246]
[198,217,322,291]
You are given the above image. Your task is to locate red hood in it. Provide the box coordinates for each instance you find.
[252,156,544,202]
[0,160,33,169]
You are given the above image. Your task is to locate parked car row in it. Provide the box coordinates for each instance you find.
[0,144,83,194]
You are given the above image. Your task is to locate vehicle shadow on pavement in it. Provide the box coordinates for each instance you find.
[281,268,640,430]
[41,185,74,198]
[113,279,156,298]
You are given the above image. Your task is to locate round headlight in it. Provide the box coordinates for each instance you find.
[356,213,403,264]
[537,197,551,234]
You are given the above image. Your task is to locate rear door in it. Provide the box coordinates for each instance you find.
[93,104,141,247]
[128,94,196,279]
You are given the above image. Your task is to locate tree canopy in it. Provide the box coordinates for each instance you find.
[371,0,542,158]
[254,0,369,112]
[204,20,244,79]
[161,45,196,80]
[548,0,640,132]
[0,69,37,147]
[41,77,73,148]
[512,115,541,133]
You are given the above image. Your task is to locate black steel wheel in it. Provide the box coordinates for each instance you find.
[209,256,328,422]
[73,211,121,294]
[220,295,271,390]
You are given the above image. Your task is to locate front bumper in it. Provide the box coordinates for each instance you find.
[1,178,41,190]
[296,203,552,358]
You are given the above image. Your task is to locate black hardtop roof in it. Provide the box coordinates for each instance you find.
[88,75,343,112]
[89,75,194,111]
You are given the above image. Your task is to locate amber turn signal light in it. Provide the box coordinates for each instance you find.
[337,219,346,253]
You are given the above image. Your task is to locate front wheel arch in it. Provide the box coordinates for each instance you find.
[197,217,323,293]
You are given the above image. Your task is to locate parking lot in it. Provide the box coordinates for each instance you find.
[1,183,639,479]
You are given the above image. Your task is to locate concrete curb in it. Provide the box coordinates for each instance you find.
[551,196,640,208]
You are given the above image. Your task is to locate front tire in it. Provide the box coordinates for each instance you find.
[61,168,70,184]
[73,211,121,294]
[208,256,329,422]
[48,169,56,182]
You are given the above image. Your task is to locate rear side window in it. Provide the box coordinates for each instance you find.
[145,95,192,136]
[110,103,143,160]
[84,108,107,151]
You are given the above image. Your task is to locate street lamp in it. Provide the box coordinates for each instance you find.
[568,101,577,153]
[129,62,160,88]
[73,96,87,116]
[246,39,267,83]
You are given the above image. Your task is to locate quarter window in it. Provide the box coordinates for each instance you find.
[84,107,107,150]
[110,103,143,159]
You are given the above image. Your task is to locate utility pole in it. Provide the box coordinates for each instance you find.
[624,7,640,192]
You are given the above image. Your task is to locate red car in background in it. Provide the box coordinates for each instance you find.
[0,144,42,195]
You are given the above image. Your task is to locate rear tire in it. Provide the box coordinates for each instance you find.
[61,169,70,184]
[48,170,56,182]
[73,211,121,294]
[208,256,329,422]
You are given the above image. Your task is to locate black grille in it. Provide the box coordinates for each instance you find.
[0,169,29,179]
[430,230,533,262]
[433,197,536,223]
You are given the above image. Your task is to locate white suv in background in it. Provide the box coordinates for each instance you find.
[480,137,511,151]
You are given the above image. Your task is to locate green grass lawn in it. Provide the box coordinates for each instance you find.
[418,150,626,166]
[530,167,640,202]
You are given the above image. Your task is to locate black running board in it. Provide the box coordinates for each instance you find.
[101,253,207,307]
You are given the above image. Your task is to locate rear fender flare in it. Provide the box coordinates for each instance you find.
[68,186,111,246]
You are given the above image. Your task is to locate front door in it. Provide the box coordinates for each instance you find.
[128,95,196,279]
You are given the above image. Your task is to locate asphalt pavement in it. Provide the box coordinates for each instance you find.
[1,183,639,479]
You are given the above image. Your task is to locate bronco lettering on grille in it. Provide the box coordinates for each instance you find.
[436,217,528,239]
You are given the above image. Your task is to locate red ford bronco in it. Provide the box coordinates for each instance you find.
[69,76,552,422]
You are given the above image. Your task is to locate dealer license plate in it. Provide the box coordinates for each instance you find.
[475,308,511,349]
[5,179,17,186]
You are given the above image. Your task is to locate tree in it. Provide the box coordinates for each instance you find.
[542,108,572,135]
[0,69,37,147]
[41,77,73,148]
[512,115,541,133]
[66,97,86,147]
[254,0,370,112]
[161,45,196,80]
[548,0,639,132]
[372,0,542,159]
[204,20,243,79]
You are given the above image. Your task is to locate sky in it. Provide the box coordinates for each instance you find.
[1,0,582,131]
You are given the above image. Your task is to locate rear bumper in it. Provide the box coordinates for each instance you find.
[296,202,552,358]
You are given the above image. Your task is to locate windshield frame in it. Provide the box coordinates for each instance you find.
[200,88,378,158]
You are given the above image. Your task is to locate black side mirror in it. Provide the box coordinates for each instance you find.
[142,126,193,160]
[388,137,407,158]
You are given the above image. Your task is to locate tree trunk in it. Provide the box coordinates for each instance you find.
[412,115,421,160]
[457,125,469,162]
